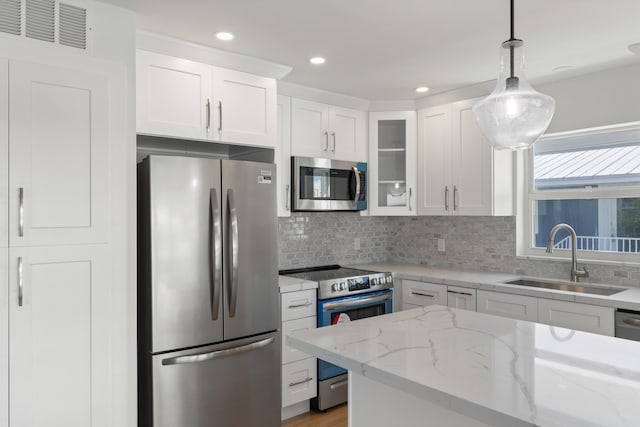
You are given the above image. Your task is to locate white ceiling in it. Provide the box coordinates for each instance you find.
[100,0,640,101]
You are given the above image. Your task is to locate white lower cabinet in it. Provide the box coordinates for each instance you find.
[280,288,317,419]
[477,290,538,322]
[402,280,447,310]
[282,357,317,408]
[538,299,615,336]
[0,248,7,427]
[447,286,476,311]
[8,245,110,427]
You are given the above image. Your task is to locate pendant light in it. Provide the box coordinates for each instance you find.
[472,0,555,150]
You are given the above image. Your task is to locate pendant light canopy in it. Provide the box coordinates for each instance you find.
[473,0,555,151]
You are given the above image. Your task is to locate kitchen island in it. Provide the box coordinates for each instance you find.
[287,305,640,427]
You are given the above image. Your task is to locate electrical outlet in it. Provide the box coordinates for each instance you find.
[354,238,361,250]
[437,238,446,252]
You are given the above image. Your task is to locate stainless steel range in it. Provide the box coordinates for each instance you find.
[280,265,394,410]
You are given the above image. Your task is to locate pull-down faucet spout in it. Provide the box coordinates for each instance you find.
[546,223,589,282]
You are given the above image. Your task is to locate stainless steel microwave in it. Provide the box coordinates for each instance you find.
[291,156,367,211]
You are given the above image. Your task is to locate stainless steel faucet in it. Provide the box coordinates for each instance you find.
[546,223,589,282]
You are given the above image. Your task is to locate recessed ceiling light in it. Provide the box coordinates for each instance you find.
[310,57,326,65]
[215,32,235,41]
[416,87,429,93]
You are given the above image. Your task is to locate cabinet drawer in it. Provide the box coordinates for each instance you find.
[282,357,317,408]
[282,317,316,364]
[477,290,538,322]
[281,290,316,321]
[402,280,447,307]
[538,299,614,336]
[447,286,476,311]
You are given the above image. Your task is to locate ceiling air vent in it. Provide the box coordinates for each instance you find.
[25,0,55,43]
[59,2,86,49]
[0,0,22,36]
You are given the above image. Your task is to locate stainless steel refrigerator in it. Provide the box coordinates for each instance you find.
[137,155,280,427]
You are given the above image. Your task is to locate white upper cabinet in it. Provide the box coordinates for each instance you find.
[291,98,366,162]
[8,61,109,247]
[137,50,213,141]
[137,50,277,148]
[0,60,7,248]
[368,111,417,216]
[212,67,276,147]
[417,99,514,216]
[276,95,292,217]
[417,105,452,215]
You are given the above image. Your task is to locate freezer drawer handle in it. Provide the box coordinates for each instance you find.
[288,302,313,309]
[329,379,348,390]
[322,293,391,310]
[289,377,313,387]
[622,317,640,327]
[228,189,239,317]
[210,189,222,320]
[161,337,274,366]
[411,291,435,298]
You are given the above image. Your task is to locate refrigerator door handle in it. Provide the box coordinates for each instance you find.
[161,336,275,366]
[210,189,222,320]
[228,188,239,317]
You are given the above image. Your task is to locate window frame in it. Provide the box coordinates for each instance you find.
[517,122,640,264]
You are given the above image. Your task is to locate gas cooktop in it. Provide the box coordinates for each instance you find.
[279,265,393,299]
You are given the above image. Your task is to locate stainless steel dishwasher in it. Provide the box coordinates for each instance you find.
[615,309,640,341]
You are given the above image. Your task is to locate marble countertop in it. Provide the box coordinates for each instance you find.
[288,305,640,427]
[347,262,640,311]
[278,275,318,294]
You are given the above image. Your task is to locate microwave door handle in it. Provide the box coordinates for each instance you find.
[352,166,360,204]
[227,189,239,318]
[210,189,222,320]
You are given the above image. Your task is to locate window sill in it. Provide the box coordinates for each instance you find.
[516,250,640,268]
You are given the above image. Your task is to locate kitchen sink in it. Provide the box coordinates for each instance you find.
[503,279,625,296]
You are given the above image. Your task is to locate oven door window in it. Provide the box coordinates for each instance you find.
[330,304,385,324]
[330,169,356,201]
[300,166,330,199]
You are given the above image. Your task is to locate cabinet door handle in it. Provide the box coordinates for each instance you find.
[18,257,23,307]
[289,377,314,387]
[448,290,473,297]
[411,291,435,298]
[218,101,223,131]
[205,99,211,131]
[444,186,449,211]
[453,185,458,211]
[331,131,336,153]
[323,131,329,152]
[285,184,290,211]
[18,187,24,237]
[408,187,412,211]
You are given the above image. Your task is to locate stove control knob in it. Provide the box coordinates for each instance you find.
[340,282,347,290]
[386,276,392,284]
[331,283,339,292]
[371,278,378,285]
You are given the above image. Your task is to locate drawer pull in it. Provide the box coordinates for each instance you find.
[448,290,473,297]
[622,317,640,327]
[288,302,313,309]
[289,377,313,387]
[411,291,435,298]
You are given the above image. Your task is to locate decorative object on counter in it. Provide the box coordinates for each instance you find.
[472,0,555,150]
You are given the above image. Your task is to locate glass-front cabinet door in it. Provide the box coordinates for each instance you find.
[368,111,417,215]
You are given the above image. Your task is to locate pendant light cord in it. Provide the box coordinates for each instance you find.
[509,0,515,79]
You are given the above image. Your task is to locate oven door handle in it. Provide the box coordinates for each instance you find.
[322,293,392,311]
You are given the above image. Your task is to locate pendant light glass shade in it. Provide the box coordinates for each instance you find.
[473,41,556,151]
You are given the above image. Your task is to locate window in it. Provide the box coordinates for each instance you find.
[522,123,640,261]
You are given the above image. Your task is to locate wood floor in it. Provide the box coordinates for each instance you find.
[281,404,348,427]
